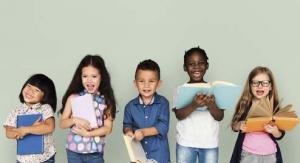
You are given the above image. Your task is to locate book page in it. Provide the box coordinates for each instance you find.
[123,135,147,163]
[71,94,98,128]
[211,81,241,109]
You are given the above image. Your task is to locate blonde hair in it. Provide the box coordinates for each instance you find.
[231,66,280,130]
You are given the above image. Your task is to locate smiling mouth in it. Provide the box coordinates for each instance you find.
[86,84,95,90]
[256,90,265,96]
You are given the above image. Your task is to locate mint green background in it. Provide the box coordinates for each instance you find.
[1,1,299,162]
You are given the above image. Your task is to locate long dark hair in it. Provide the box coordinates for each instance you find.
[19,74,57,112]
[60,55,116,119]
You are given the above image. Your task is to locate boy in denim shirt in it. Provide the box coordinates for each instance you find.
[123,59,170,163]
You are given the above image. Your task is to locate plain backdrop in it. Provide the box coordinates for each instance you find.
[1,1,299,162]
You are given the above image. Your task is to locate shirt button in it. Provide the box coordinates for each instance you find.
[145,116,148,119]
[145,152,148,155]
[145,141,148,144]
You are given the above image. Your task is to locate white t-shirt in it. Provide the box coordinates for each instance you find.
[174,83,219,148]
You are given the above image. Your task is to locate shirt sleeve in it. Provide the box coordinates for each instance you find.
[154,99,170,138]
[41,104,54,120]
[3,108,19,127]
[123,103,133,130]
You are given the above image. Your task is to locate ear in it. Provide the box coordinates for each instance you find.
[206,62,209,70]
[133,80,138,89]
[183,64,187,72]
[157,80,162,89]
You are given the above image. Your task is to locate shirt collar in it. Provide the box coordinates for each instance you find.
[138,96,155,105]
[81,89,100,96]
[133,93,160,105]
[23,103,42,111]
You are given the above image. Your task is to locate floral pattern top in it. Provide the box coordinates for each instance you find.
[3,103,56,163]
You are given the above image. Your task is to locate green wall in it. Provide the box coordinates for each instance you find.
[1,1,299,162]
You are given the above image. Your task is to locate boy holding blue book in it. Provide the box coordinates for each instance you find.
[173,47,224,163]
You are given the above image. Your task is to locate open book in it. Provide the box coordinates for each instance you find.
[71,93,98,128]
[175,81,241,110]
[123,135,147,163]
[245,97,299,132]
[17,114,44,155]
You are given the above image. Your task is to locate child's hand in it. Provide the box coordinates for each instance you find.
[15,127,28,139]
[238,121,247,133]
[192,93,207,108]
[134,129,144,141]
[264,124,282,138]
[72,126,90,137]
[125,131,134,137]
[204,95,217,109]
[73,117,91,130]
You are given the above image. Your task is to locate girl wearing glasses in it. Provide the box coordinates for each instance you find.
[230,66,284,163]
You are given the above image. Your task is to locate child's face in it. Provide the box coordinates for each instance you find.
[82,65,101,94]
[184,53,208,83]
[134,70,161,101]
[22,84,44,106]
[250,73,272,100]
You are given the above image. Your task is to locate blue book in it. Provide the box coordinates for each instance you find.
[17,114,44,155]
[176,81,241,110]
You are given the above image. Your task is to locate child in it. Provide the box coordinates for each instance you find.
[3,74,57,163]
[123,59,170,163]
[59,55,116,163]
[173,47,224,163]
[230,66,284,163]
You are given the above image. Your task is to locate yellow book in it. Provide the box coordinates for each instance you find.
[245,98,299,132]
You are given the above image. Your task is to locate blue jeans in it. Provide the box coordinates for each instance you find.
[176,143,218,163]
[17,154,55,163]
[66,149,104,163]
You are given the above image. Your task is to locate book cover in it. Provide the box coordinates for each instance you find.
[245,98,299,132]
[71,93,98,128]
[175,81,241,110]
[17,114,44,155]
[123,135,147,163]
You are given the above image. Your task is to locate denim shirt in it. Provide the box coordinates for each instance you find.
[123,94,170,163]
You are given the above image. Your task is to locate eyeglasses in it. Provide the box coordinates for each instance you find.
[250,80,271,87]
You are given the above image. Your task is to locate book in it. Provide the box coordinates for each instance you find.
[17,114,44,155]
[71,93,98,128]
[245,97,299,132]
[123,134,147,163]
[175,81,241,110]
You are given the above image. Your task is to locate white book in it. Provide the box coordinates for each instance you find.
[123,135,147,163]
[71,93,98,128]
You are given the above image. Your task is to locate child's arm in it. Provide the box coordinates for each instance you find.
[123,103,134,137]
[4,126,18,139]
[72,114,113,137]
[232,121,246,132]
[59,95,91,130]
[135,100,170,141]
[173,94,206,120]
[205,95,224,121]
[15,117,55,137]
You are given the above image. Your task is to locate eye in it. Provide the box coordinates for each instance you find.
[82,75,87,78]
[35,88,42,92]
